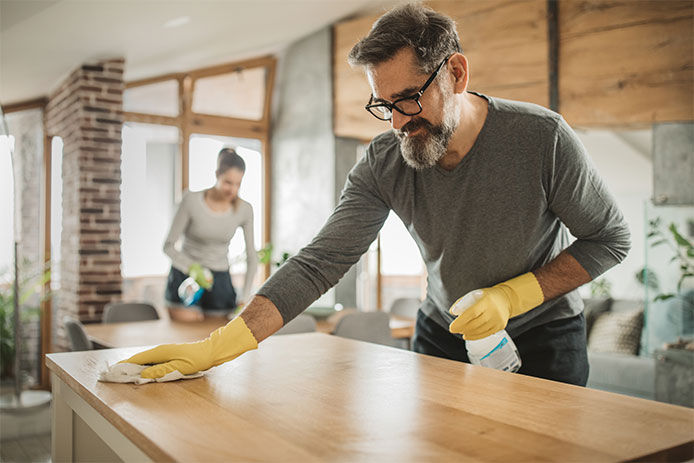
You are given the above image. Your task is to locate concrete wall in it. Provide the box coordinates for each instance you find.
[271,27,338,307]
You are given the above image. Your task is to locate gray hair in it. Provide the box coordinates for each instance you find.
[348,3,462,74]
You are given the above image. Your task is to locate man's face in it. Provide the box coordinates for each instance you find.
[366,48,459,169]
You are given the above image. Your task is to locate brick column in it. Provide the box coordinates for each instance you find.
[44,58,124,350]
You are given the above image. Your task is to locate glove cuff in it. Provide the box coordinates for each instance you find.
[496,272,544,318]
[209,316,258,367]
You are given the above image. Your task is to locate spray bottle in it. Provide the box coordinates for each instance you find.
[177,266,213,307]
[450,289,522,372]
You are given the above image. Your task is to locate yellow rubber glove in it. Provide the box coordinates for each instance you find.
[188,263,213,290]
[449,273,544,341]
[122,317,258,379]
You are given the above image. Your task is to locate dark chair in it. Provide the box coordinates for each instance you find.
[102,302,159,323]
[275,314,317,335]
[63,317,93,351]
[333,311,398,347]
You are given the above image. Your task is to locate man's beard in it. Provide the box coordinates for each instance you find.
[396,97,458,170]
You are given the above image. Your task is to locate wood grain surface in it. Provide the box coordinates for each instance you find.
[84,313,415,349]
[47,333,693,462]
[559,0,693,126]
[84,318,227,348]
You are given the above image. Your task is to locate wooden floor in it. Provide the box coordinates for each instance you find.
[0,433,51,462]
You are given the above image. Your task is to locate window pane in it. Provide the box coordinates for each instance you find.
[51,137,63,290]
[123,80,179,117]
[380,212,426,311]
[121,123,179,277]
[188,135,263,289]
[192,67,266,120]
[0,135,14,272]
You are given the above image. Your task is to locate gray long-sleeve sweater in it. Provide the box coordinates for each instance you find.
[163,190,258,302]
[258,93,631,336]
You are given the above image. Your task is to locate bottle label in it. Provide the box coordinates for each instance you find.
[478,337,522,372]
[480,337,507,361]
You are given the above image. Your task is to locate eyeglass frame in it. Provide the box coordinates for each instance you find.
[364,55,451,122]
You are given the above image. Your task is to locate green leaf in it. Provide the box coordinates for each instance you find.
[651,239,667,247]
[669,223,693,248]
[654,293,675,302]
[257,243,274,265]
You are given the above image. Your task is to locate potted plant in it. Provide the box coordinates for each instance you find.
[0,262,49,385]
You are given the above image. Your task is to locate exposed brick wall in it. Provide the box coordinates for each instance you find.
[44,58,125,350]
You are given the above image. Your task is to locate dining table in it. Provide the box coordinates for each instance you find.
[84,310,415,349]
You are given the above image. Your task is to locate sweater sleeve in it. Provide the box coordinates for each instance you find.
[240,203,257,302]
[163,193,194,273]
[257,148,390,323]
[544,117,631,278]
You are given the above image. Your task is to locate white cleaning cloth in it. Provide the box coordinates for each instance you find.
[98,362,204,385]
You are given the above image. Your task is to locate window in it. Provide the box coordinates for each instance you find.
[122,56,275,289]
[123,79,179,117]
[192,67,266,120]
[50,137,63,289]
[380,212,426,311]
[0,135,14,272]
[121,123,179,277]
[188,134,263,288]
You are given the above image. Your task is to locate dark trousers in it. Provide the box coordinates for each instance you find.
[412,310,589,386]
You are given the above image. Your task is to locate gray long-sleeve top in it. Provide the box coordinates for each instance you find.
[258,93,631,336]
[163,190,258,302]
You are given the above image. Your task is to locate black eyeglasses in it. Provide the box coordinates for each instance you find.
[365,56,450,121]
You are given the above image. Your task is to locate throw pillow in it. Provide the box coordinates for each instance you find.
[583,298,612,337]
[588,308,644,355]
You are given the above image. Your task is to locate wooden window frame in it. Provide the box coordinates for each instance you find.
[123,55,276,279]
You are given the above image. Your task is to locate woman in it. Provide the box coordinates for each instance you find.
[163,147,257,321]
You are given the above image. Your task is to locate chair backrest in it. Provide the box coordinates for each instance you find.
[389,297,421,319]
[63,317,93,351]
[274,314,317,336]
[333,311,396,347]
[103,302,159,323]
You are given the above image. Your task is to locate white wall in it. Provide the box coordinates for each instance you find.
[574,128,653,300]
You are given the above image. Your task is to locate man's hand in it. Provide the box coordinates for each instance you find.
[123,317,257,379]
[188,263,213,290]
[449,273,544,340]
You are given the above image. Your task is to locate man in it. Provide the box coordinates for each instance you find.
[126,4,630,386]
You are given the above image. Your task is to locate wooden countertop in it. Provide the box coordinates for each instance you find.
[47,333,694,462]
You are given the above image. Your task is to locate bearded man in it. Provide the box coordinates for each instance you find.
[124,4,630,386]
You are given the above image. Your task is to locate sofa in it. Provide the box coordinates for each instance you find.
[584,291,694,405]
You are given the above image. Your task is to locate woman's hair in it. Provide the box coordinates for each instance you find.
[348,3,462,74]
[216,147,245,209]
[216,147,246,177]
